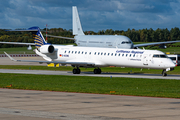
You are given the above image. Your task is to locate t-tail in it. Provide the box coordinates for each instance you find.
[27,27,47,48]
[8,26,48,48]
[72,6,85,36]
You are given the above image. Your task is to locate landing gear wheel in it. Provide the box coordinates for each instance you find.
[77,69,81,74]
[73,69,77,74]
[162,70,167,77]
[73,68,81,74]
[94,69,98,74]
[94,68,101,74]
[97,68,101,74]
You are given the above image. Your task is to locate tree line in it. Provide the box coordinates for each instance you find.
[0,27,180,48]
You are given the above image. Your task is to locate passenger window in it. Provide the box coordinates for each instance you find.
[111,53,113,56]
[78,51,80,54]
[82,51,84,54]
[85,52,87,54]
[104,53,106,55]
[122,54,124,56]
[101,52,103,55]
[89,52,91,55]
[72,51,74,54]
[94,52,96,55]
[126,54,128,57]
[98,52,100,55]
[108,53,110,56]
[75,51,77,54]
[68,51,70,53]
[64,51,66,53]
[118,54,120,56]
[115,53,117,56]
[133,54,135,57]
[129,54,131,57]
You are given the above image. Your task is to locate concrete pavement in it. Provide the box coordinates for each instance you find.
[0,89,180,120]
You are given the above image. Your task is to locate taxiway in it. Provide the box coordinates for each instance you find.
[0,69,180,80]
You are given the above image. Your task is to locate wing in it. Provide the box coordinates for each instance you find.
[4,52,95,67]
[1,27,39,46]
[0,41,35,46]
[134,40,180,48]
[47,35,75,40]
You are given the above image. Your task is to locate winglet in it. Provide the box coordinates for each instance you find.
[4,52,17,61]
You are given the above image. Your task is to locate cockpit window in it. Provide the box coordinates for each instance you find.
[160,55,167,58]
[153,54,167,58]
[153,55,159,58]
[121,41,131,44]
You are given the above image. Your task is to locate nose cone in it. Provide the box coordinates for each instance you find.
[121,44,133,49]
[168,60,176,68]
[131,43,134,49]
[170,62,176,68]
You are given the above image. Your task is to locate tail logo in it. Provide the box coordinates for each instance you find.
[33,29,46,48]
[34,34,44,48]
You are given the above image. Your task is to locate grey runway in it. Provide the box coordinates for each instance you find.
[0,69,180,80]
[0,89,180,120]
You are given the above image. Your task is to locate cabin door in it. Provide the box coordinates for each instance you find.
[143,54,148,65]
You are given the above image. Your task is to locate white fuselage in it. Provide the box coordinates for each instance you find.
[75,35,134,49]
[36,45,175,70]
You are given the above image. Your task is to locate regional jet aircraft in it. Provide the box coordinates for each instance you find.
[1,6,180,50]
[5,27,175,76]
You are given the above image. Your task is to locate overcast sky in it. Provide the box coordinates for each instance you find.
[1,0,180,32]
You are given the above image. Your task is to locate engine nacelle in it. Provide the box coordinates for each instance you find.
[159,44,167,49]
[39,45,54,54]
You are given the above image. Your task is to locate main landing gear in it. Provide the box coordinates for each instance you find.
[73,68,81,74]
[72,67,102,74]
[162,69,167,77]
[93,68,101,74]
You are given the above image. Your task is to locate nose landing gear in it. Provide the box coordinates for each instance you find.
[162,69,167,77]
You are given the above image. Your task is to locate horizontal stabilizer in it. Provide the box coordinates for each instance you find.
[7,26,39,32]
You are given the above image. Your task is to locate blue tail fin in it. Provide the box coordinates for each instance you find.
[28,27,47,48]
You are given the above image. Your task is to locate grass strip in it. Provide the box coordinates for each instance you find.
[0,73,180,98]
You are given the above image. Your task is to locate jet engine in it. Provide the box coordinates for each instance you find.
[38,45,55,54]
[159,44,167,49]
